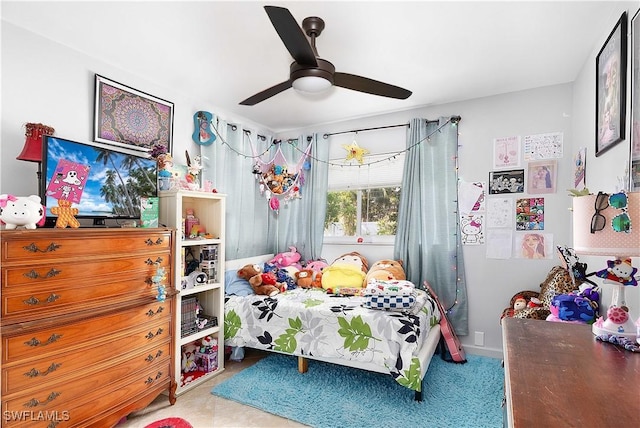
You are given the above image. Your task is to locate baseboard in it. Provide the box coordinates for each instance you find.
[464,345,503,359]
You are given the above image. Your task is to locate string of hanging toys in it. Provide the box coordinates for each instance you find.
[200,111,460,213]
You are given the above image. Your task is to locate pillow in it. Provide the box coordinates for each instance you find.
[224,269,254,296]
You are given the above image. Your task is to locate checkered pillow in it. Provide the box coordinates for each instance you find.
[362,293,417,311]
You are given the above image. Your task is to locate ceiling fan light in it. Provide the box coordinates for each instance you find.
[292,76,332,93]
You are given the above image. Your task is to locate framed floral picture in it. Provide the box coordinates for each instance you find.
[596,12,627,157]
[93,74,174,157]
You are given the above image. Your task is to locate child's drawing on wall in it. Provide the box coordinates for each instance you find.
[515,232,553,260]
[461,215,484,245]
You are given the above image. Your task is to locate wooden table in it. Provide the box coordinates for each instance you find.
[502,318,640,427]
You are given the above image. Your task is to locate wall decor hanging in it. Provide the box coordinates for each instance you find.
[94,74,174,157]
[192,111,216,146]
[488,169,524,194]
[527,160,557,194]
[596,12,627,157]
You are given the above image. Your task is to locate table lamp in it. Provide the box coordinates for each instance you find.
[573,191,639,340]
[16,123,55,196]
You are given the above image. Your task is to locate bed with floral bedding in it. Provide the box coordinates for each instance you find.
[224,255,442,401]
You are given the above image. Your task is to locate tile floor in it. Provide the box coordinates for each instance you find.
[118,349,307,428]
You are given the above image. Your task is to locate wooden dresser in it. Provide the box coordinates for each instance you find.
[502,318,640,427]
[0,228,177,427]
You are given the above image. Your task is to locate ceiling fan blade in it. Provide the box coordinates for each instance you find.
[264,6,317,66]
[334,72,412,99]
[239,80,292,106]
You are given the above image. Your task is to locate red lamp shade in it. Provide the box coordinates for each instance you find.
[16,123,55,162]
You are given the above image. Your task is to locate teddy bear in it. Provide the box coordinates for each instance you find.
[237,263,283,297]
[364,259,406,283]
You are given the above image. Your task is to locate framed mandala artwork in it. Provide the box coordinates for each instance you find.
[93,74,174,156]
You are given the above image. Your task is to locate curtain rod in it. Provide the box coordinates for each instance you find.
[322,116,461,139]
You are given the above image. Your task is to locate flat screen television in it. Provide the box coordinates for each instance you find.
[41,136,157,227]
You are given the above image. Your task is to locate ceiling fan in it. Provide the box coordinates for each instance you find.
[239,5,412,106]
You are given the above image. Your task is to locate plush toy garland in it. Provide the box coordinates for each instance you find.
[250,141,313,213]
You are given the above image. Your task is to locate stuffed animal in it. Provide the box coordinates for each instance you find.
[50,199,80,228]
[595,258,638,287]
[270,246,302,270]
[513,295,527,311]
[295,269,315,288]
[321,251,369,292]
[365,259,406,283]
[237,264,282,296]
[0,194,46,229]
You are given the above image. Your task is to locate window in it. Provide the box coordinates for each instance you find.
[324,152,404,243]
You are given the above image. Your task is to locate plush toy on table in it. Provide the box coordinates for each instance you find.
[237,263,284,297]
[321,251,369,293]
[364,259,406,283]
[0,194,46,229]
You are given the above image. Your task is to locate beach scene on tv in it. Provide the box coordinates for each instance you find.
[43,137,157,220]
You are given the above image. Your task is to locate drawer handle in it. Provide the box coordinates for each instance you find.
[23,243,61,253]
[144,371,164,385]
[25,333,62,347]
[25,363,62,378]
[23,268,62,280]
[145,237,164,246]
[145,257,164,265]
[146,306,165,317]
[24,391,61,407]
[23,294,61,306]
[145,328,164,340]
[145,350,164,362]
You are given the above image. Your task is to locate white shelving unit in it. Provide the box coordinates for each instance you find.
[159,189,226,395]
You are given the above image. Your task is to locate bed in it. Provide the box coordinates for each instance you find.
[223,255,442,401]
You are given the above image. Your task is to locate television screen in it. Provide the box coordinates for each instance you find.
[41,136,157,222]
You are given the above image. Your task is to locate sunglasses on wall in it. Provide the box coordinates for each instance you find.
[590,191,631,234]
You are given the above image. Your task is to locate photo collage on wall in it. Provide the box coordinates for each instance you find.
[515,198,544,230]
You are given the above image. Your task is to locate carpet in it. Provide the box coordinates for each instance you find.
[143,417,193,428]
[211,353,504,428]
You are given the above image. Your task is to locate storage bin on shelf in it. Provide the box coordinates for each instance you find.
[181,296,218,338]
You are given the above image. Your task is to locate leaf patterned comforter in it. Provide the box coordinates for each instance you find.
[224,288,441,391]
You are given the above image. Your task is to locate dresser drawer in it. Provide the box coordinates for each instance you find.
[2,301,171,364]
[2,350,171,416]
[1,229,171,263]
[1,257,170,322]
[2,326,171,396]
[2,360,171,427]
[2,252,169,289]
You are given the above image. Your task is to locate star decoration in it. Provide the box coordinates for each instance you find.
[343,141,369,164]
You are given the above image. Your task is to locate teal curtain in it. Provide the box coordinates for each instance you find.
[200,120,271,260]
[266,134,329,260]
[394,117,468,335]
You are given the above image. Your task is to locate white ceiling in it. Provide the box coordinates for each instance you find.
[1,1,632,133]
